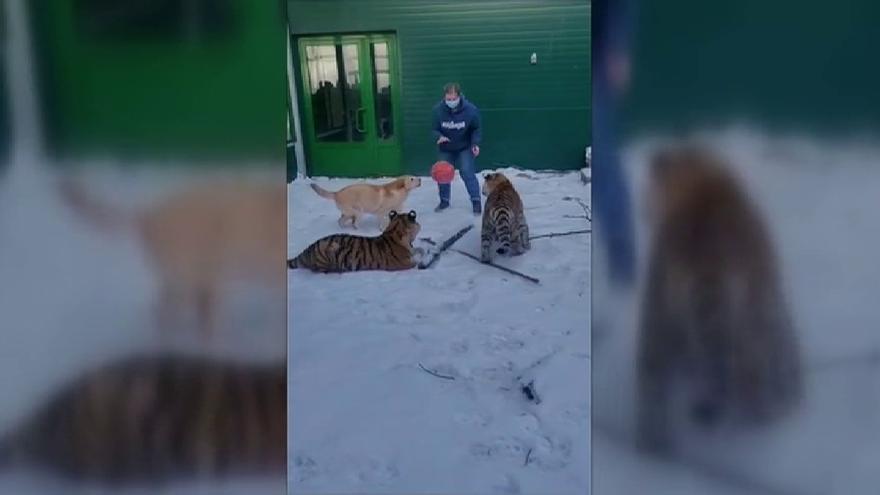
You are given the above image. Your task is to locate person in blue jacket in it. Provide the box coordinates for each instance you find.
[593,0,637,288]
[431,82,483,214]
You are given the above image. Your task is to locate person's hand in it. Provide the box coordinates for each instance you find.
[472,145,480,157]
[608,52,631,93]
[437,136,450,145]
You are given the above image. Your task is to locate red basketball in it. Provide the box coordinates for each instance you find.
[431,161,455,184]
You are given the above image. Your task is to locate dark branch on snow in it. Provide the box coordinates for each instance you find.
[563,196,592,222]
[418,225,474,269]
[530,229,591,240]
[452,249,540,284]
[418,363,455,380]
[520,380,541,404]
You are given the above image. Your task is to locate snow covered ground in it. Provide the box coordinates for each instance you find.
[592,128,880,495]
[288,169,591,494]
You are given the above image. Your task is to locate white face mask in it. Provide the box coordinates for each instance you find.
[445,98,460,109]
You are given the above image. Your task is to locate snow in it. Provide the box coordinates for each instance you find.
[2,122,877,495]
[592,127,880,495]
[288,169,591,494]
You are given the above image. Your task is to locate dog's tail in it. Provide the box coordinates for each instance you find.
[57,178,137,236]
[309,183,337,200]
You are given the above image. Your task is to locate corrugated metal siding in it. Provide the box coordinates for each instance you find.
[289,0,590,174]
[625,0,880,135]
[29,1,286,162]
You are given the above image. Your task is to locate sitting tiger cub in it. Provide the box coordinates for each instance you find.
[481,172,530,263]
[288,210,422,272]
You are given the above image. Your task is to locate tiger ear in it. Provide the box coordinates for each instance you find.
[408,210,417,220]
[389,211,398,219]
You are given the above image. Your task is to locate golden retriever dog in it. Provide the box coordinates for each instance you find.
[57,178,285,340]
[310,175,421,229]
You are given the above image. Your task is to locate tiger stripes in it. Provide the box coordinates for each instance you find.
[287,210,421,273]
[480,173,531,263]
[0,354,286,485]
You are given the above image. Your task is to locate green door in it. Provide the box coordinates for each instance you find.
[298,34,402,178]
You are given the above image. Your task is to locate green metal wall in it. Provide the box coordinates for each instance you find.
[625,0,880,136]
[29,1,286,163]
[289,0,590,175]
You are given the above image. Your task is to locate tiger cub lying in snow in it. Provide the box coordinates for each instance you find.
[480,172,530,263]
[288,210,422,272]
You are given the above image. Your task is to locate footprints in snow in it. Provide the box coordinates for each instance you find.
[453,411,492,427]
[449,335,525,355]
[467,415,573,470]
[486,334,526,353]
[353,459,400,484]
[292,454,318,483]
[450,339,470,354]
[493,474,522,494]
[292,453,400,488]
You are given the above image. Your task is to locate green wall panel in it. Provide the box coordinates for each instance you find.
[625,0,880,136]
[289,0,591,175]
[30,1,286,163]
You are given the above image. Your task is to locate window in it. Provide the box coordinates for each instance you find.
[305,43,365,142]
[370,41,394,140]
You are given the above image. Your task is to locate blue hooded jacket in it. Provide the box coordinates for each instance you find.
[431,96,482,153]
[593,0,636,84]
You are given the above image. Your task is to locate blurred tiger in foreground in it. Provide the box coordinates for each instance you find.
[480,172,530,263]
[288,210,422,272]
[0,354,285,485]
[636,145,803,455]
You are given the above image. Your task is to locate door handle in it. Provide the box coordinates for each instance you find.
[355,107,366,134]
